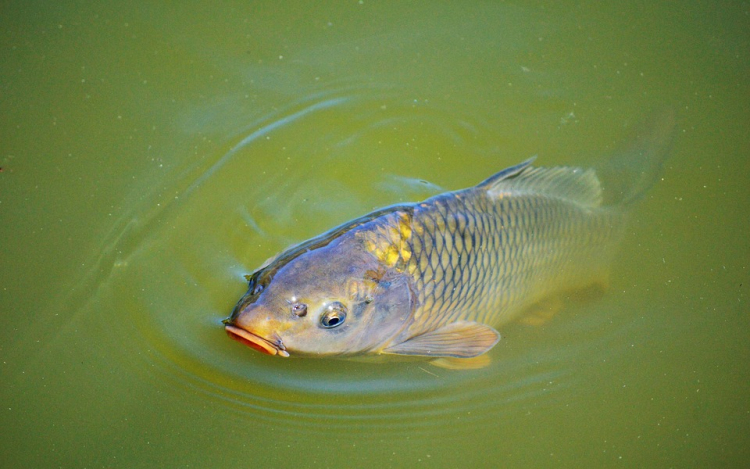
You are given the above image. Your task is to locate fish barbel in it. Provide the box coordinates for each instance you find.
[224,111,675,364]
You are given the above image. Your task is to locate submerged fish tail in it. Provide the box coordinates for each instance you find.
[597,108,676,206]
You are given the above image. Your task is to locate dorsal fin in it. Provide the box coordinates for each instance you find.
[476,156,536,190]
[481,160,603,208]
[479,110,676,209]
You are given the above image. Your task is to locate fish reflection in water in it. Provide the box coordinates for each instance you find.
[224,111,675,369]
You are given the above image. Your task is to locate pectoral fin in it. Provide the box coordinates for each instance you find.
[383,321,500,358]
[430,355,492,370]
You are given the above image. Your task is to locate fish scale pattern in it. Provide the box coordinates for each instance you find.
[403,185,623,334]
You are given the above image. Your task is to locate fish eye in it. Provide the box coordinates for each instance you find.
[291,302,307,317]
[320,302,347,329]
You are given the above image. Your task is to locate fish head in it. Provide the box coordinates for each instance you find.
[224,237,416,357]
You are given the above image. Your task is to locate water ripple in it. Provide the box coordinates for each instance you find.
[71,84,611,437]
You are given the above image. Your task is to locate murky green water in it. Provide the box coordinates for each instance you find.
[2,1,748,467]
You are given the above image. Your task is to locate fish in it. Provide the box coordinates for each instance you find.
[223,110,675,366]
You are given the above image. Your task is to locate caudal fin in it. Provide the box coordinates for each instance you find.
[598,108,677,206]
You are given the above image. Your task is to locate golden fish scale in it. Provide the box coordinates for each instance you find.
[356,211,413,270]
[360,187,623,336]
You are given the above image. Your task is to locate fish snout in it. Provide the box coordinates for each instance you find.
[224,303,289,357]
[225,290,257,325]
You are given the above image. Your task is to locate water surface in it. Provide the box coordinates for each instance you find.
[2,1,748,467]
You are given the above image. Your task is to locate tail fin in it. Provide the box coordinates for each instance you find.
[598,108,676,206]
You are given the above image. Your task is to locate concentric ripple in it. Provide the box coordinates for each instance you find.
[67,87,625,438]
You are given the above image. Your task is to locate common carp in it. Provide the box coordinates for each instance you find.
[224,111,675,366]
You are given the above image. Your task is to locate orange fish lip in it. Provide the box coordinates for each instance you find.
[224,324,289,357]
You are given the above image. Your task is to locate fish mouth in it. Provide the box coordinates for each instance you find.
[224,325,289,357]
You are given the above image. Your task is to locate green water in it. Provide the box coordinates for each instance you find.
[2,1,748,467]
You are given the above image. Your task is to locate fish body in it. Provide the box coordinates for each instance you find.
[224,111,674,362]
